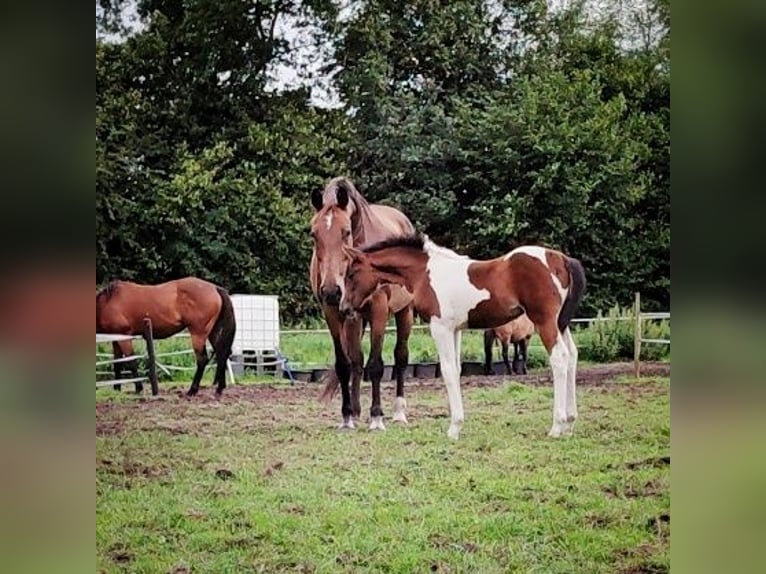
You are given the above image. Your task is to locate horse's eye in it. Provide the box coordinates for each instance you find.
[342,228,351,240]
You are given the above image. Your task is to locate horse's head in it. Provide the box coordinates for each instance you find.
[310,184,354,307]
[338,246,380,315]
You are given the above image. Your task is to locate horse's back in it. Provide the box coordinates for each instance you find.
[367,204,415,243]
[97,277,223,338]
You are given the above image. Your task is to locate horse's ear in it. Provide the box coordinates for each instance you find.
[311,188,323,211]
[336,183,349,210]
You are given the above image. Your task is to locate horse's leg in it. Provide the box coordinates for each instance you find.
[510,341,519,374]
[209,325,235,396]
[343,315,364,421]
[115,339,142,394]
[365,293,388,431]
[125,339,143,394]
[483,330,494,376]
[535,320,571,437]
[326,309,354,429]
[209,333,229,396]
[391,305,413,424]
[112,341,123,391]
[520,337,529,375]
[562,328,578,428]
[430,322,464,440]
[454,330,462,375]
[502,340,512,375]
[186,333,210,397]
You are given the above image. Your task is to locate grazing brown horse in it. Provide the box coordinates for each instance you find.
[483,315,536,376]
[339,234,586,440]
[310,176,415,430]
[96,277,236,396]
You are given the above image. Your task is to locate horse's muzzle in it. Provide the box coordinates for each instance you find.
[321,286,342,307]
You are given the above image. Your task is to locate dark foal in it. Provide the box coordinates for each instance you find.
[483,314,536,375]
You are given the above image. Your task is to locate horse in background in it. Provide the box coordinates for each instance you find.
[483,315,536,376]
[310,176,415,430]
[96,277,236,396]
[339,234,586,440]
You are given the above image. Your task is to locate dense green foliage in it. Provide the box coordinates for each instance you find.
[97,0,669,322]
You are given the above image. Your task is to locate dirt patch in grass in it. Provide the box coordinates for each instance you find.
[97,363,669,443]
[620,563,669,574]
[98,362,669,426]
[98,457,171,479]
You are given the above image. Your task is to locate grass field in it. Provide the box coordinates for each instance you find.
[96,364,670,573]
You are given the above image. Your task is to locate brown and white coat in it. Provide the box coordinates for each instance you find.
[341,235,586,439]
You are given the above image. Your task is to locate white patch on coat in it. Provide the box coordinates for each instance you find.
[550,273,569,305]
[504,245,548,263]
[423,238,490,329]
[324,211,333,230]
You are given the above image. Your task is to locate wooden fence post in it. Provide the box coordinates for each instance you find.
[143,317,159,396]
[633,292,641,379]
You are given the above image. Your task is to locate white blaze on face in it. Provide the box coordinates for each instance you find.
[324,211,333,230]
[505,246,569,304]
[423,238,490,329]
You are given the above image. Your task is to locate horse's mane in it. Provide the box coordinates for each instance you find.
[361,234,426,254]
[96,280,119,301]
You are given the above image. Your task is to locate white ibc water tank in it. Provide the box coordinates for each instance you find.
[230,294,281,354]
[229,294,284,376]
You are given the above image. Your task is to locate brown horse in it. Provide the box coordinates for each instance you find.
[339,234,586,440]
[96,277,236,396]
[310,177,415,430]
[483,315,536,376]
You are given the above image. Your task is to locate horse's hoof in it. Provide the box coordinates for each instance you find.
[447,425,462,440]
[338,418,355,431]
[547,422,572,437]
[391,411,408,424]
[186,389,199,397]
[369,416,386,431]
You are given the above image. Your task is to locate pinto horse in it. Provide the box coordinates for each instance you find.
[339,234,586,440]
[483,315,536,376]
[310,177,415,430]
[96,277,236,396]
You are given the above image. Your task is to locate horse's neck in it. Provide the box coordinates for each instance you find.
[352,203,406,247]
[368,248,421,289]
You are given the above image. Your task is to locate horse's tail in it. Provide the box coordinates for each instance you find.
[319,370,339,404]
[558,257,586,333]
[212,286,236,360]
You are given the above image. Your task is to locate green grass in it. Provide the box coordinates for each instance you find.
[97,374,670,573]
